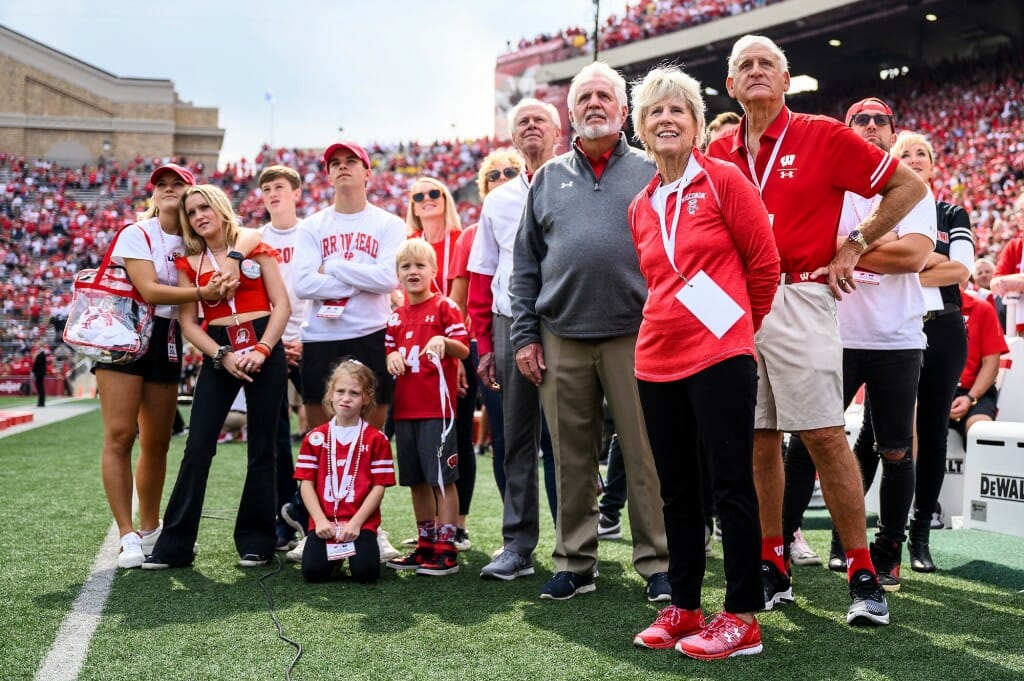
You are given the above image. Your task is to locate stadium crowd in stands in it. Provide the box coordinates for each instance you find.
[512,0,782,54]
[0,138,497,377]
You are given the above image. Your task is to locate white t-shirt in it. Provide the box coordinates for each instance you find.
[467,174,529,317]
[110,217,184,320]
[292,203,404,342]
[837,191,936,350]
[260,221,308,342]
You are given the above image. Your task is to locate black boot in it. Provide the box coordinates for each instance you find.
[869,537,902,592]
[827,529,845,572]
[908,521,936,573]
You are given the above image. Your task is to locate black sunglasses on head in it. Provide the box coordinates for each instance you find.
[412,188,443,203]
[486,167,520,183]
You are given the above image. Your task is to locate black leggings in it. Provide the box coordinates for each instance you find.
[301,528,380,583]
[913,312,967,526]
[639,356,761,614]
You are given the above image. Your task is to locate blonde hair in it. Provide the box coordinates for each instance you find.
[476,148,524,197]
[630,65,707,159]
[322,358,377,419]
[395,237,437,271]
[178,185,241,255]
[405,177,461,235]
[890,132,935,165]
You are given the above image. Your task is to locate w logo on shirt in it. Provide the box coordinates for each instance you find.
[780,154,796,167]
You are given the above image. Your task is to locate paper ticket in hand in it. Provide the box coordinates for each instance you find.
[674,270,744,339]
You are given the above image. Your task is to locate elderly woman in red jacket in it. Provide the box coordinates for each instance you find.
[627,65,779,661]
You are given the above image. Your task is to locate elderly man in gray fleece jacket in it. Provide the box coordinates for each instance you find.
[510,61,670,603]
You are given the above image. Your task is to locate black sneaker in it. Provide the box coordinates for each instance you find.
[540,571,596,600]
[646,572,671,602]
[238,554,269,567]
[387,544,433,571]
[870,538,902,592]
[280,502,308,536]
[597,513,621,540]
[847,569,890,625]
[762,560,794,610]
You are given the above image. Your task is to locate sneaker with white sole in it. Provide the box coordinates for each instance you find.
[480,549,534,581]
[454,527,471,552]
[597,514,621,540]
[762,560,794,610]
[847,569,890,626]
[676,612,763,660]
[633,605,704,649]
[238,553,269,567]
[377,530,401,562]
[280,502,308,536]
[139,526,162,555]
[286,535,306,563]
[118,532,145,569]
[540,571,595,600]
[790,529,822,566]
[646,572,672,602]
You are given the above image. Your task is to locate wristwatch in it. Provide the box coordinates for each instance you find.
[847,229,868,250]
[226,250,245,262]
[212,345,232,370]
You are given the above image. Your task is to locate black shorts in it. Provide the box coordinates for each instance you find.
[949,385,998,443]
[300,330,393,406]
[92,316,182,384]
[394,419,459,487]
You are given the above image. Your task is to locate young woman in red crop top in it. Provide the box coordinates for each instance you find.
[143,184,292,570]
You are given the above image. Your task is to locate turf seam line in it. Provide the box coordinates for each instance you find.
[34,521,120,681]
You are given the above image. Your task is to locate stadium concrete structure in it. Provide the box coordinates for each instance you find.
[0,24,223,167]
[494,0,1023,144]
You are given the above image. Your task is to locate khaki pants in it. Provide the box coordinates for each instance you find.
[538,327,668,578]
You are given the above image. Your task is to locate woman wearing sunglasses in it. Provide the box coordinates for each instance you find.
[403,177,476,546]
[447,150,526,547]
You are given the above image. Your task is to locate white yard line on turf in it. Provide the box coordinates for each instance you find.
[34,521,120,681]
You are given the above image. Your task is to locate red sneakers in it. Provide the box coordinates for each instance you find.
[633,605,704,649]
[416,543,460,576]
[676,612,763,660]
[386,543,433,571]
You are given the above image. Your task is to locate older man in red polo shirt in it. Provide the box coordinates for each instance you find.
[707,34,928,626]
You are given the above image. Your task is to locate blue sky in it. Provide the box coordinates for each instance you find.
[0,1,624,166]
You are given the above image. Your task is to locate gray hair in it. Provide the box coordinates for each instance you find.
[567,61,628,110]
[727,34,788,78]
[506,97,561,134]
[630,66,706,157]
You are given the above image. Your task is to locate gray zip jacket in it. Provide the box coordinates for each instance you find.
[510,133,655,351]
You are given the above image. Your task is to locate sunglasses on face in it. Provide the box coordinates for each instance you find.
[412,188,443,203]
[851,113,892,127]
[486,167,520,183]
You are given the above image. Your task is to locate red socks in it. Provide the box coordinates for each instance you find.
[761,536,787,574]
[845,547,876,580]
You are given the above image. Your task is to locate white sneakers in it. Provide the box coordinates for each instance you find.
[118,526,163,569]
[377,529,401,562]
[286,535,306,563]
[118,532,145,569]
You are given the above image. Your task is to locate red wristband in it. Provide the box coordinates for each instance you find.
[253,343,271,357]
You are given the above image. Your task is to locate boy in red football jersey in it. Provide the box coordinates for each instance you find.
[384,238,469,576]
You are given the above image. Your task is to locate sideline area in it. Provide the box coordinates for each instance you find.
[4,397,112,681]
[0,398,99,440]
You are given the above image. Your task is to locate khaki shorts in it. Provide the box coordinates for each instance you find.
[755,283,844,432]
